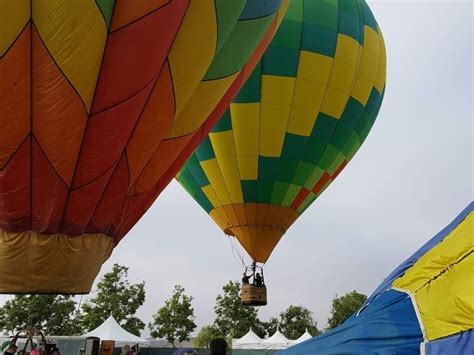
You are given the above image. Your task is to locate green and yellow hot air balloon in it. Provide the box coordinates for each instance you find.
[178,0,386,296]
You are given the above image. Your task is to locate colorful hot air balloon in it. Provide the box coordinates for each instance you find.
[178,0,386,266]
[0,1,288,294]
[282,203,474,354]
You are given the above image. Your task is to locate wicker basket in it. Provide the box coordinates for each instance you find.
[240,283,267,306]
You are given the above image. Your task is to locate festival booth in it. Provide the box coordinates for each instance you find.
[281,202,474,354]
[261,330,292,349]
[232,329,263,350]
[232,329,293,352]
[82,316,148,347]
[292,330,312,345]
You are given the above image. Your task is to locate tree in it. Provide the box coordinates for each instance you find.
[0,295,82,335]
[262,317,279,337]
[327,291,367,329]
[194,325,224,349]
[149,285,196,347]
[278,305,319,339]
[82,264,145,336]
[213,281,265,338]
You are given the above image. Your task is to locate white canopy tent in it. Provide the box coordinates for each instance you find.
[293,329,312,344]
[261,330,293,349]
[232,329,293,350]
[82,316,147,346]
[232,328,263,349]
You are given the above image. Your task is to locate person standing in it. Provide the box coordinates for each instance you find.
[209,338,228,355]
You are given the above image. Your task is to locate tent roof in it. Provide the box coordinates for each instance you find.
[82,316,147,343]
[294,330,312,344]
[262,330,291,344]
[233,328,262,344]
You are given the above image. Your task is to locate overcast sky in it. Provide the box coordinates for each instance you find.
[100,0,473,336]
[5,1,471,338]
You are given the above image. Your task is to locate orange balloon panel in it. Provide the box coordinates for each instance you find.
[0,0,288,293]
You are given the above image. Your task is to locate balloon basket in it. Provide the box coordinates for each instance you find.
[240,283,267,306]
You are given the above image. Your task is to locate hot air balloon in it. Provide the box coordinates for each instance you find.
[0,1,288,294]
[177,0,386,305]
[282,202,474,354]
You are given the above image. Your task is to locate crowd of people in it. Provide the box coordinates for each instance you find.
[1,341,60,355]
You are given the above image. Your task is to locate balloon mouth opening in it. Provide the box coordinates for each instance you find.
[0,231,113,294]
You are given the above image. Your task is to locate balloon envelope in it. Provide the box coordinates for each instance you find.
[178,0,386,262]
[281,202,474,354]
[0,0,288,293]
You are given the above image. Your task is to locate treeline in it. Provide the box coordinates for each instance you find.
[0,264,367,348]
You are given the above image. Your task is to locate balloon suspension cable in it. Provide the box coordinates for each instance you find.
[226,235,247,268]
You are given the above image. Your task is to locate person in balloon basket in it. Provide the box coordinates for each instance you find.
[241,270,252,284]
[209,338,228,355]
[254,272,264,287]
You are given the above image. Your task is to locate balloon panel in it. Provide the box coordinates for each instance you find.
[178,0,386,262]
[0,0,287,293]
[282,203,474,354]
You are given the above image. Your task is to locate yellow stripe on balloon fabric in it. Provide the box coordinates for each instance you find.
[328,35,360,96]
[209,131,236,157]
[261,75,295,105]
[0,0,30,56]
[320,87,349,119]
[297,51,333,84]
[363,25,381,56]
[416,254,474,341]
[333,34,360,66]
[359,37,380,82]
[261,103,291,132]
[209,208,231,232]
[238,155,258,180]
[374,29,387,93]
[166,72,239,138]
[287,107,317,137]
[259,101,290,154]
[200,159,231,205]
[259,130,285,157]
[230,103,260,130]
[292,79,326,110]
[216,156,244,203]
[202,185,222,208]
[350,26,381,105]
[168,0,217,118]
[234,130,258,156]
[328,61,357,96]
[33,0,107,111]
[393,212,474,340]
[286,79,326,136]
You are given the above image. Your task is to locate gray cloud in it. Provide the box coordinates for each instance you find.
[3,1,471,338]
[97,0,474,336]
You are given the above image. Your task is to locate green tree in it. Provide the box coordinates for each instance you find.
[0,295,82,335]
[262,317,279,337]
[82,264,145,336]
[149,285,196,347]
[327,291,367,329]
[279,305,319,339]
[213,281,265,338]
[194,325,224,349]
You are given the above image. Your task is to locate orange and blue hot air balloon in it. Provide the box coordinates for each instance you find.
[0,0,288,294]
